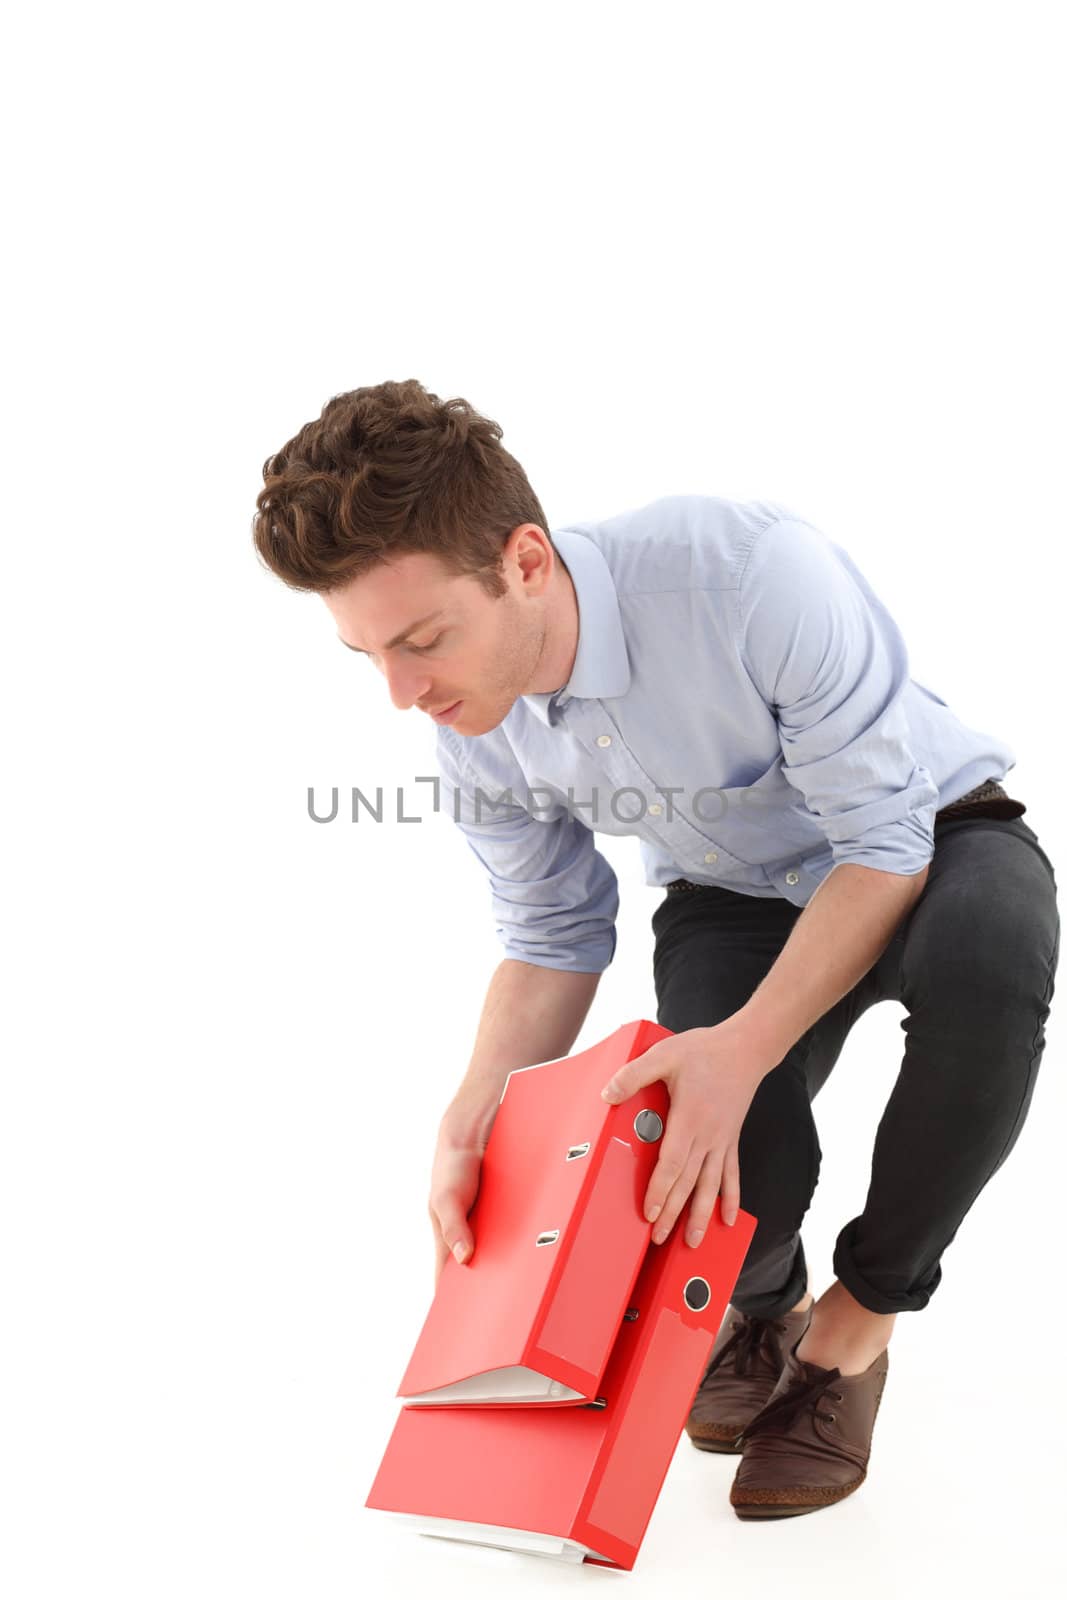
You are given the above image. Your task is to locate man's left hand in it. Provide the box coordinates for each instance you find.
[600,1020,779,1245]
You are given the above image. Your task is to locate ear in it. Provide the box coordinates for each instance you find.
[508,524,553,595]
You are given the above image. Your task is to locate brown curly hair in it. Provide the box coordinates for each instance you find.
[252,379,551,598]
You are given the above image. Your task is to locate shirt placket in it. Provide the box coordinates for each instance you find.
[563,700,751,876]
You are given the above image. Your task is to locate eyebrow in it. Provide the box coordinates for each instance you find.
[338,610,446,654]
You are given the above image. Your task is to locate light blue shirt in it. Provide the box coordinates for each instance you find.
[435,495,1017,973]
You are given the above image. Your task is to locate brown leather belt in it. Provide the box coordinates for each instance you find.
[932,777,1026,821]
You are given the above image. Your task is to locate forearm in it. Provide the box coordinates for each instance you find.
[733,861,930,1065]
[448,958,602,1144]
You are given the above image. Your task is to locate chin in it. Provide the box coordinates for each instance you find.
[460,702,509,737]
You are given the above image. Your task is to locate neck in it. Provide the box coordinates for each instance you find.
[526,562,579,694]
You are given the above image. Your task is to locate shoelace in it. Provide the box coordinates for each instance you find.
[736,1365,842,1445]
[700,1315,790,1385]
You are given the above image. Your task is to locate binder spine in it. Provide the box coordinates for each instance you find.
[527,1081,671,1395]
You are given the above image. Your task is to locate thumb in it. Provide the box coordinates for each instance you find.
[439,1203,476,1265]
[601,1039,667,1104]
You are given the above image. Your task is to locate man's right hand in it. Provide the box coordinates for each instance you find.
[424,960,601,1289]
[428,1107,493,1289]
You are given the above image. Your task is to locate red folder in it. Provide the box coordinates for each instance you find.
[397,1019,680,1407]
[367,1190,755,1569]
[365,1020,758,1569]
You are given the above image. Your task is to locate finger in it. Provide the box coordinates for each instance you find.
[719,1143,741,1227]
[432,1199,475,1265]
[683,1151,726,1245]
[642,1134,694,1224]
[649,1144,705,1243]
[601,1038,666,1103]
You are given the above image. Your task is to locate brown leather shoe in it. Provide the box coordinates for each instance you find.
[729,1337,890,1518]
[686,1301,814,1454]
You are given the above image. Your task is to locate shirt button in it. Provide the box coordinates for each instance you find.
[704,851,718,864]
[648,803,663,816]
[785,870,799,885]
[596,734,612,748]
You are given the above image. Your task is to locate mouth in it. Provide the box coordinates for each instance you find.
[428,700,463,724]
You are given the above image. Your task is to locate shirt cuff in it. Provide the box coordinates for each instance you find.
[498,924,617,974]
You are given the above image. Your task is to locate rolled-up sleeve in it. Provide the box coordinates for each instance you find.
[435,728,619,972]
[737,517,938,876]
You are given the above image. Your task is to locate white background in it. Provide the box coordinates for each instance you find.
[3,2,1064,1595]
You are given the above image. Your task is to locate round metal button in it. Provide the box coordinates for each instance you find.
[633,1109,664,1143]
[704,851,718,864]
[683,1277,711,1312]
[785,870,799,885]
[648,803,663,816]
[596,734,612,747]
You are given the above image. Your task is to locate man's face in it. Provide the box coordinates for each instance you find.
[322,544,550,737]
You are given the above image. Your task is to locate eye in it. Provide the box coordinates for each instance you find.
[408,632,444,653]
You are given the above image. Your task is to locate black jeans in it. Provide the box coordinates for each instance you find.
[650,813,1060,1317]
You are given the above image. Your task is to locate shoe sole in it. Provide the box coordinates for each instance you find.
[734,1505,831,1520]
[731,1475,866,1519]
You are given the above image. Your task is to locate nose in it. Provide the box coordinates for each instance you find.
[379,654,433,711]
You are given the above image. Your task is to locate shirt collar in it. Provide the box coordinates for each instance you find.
[521,528,632,727]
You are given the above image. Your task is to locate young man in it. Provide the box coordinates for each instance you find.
[254,380,1059,1520]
